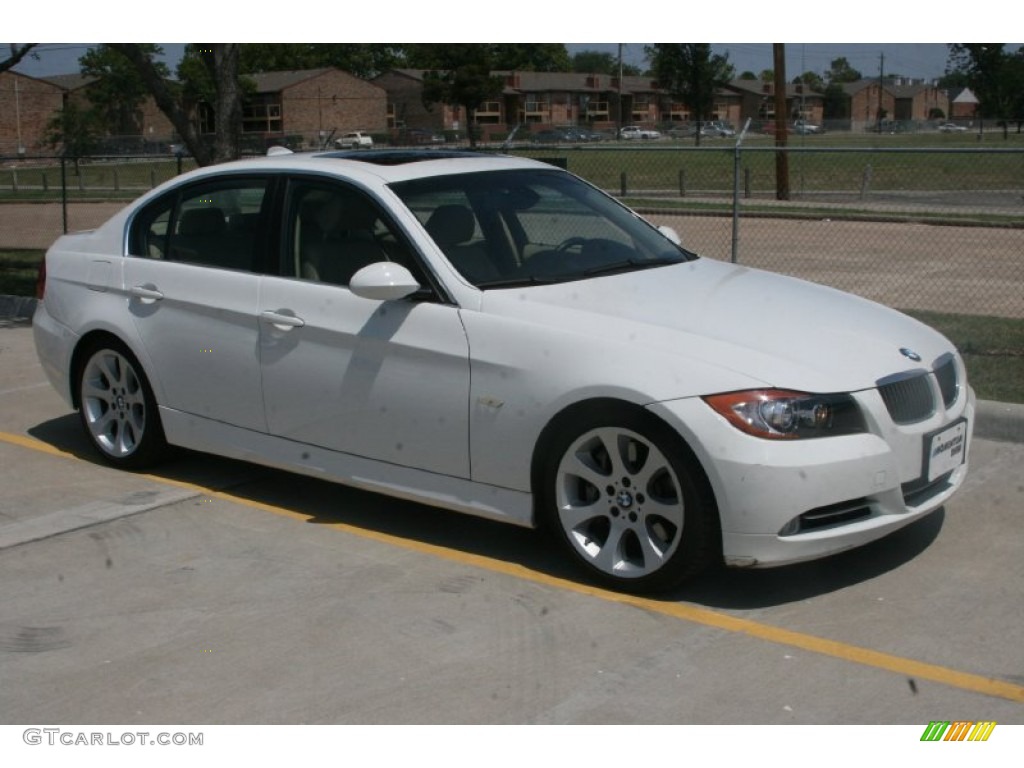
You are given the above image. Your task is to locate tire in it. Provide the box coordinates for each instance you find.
[77,339,168,469]
[540,407,719,593]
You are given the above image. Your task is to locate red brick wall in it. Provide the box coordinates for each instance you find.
[372,71,449,132]
[0,73,65,155]
[280,70,387,139]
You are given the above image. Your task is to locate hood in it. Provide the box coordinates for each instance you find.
[479,259,954,394]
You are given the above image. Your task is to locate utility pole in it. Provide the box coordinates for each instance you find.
[773,43,789,200]
[877,52,885,132]
[616,43,624,138]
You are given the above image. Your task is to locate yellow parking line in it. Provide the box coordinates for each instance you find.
[3,428,1023,704]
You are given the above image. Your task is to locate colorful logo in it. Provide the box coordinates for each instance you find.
[921,721,997,741]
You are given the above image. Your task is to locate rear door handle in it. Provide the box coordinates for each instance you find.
[260,310,306,331]
[129,284,164,303]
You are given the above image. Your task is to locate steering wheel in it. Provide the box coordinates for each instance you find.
[556,236,588,252]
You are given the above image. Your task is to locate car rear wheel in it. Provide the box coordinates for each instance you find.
[78,340,167,469]
[541,408,719,592]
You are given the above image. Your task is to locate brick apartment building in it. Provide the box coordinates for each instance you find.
[843,78,951,131]
[1,67,387,156]
[375,68,749,139]
[727,79,825,126]
[236,68,387,148]
[0,64,959,156]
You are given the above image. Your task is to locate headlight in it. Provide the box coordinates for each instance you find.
[703,389,866,440]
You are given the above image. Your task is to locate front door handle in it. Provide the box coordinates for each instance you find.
[129,284,164,303]
[260,310,306,331]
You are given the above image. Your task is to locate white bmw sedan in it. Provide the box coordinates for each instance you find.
[33,150,973,592]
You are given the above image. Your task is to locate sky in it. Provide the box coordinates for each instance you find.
[7,2,1014,82]
[5,43,967,82]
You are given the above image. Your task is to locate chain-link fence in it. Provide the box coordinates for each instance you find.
[513,144,1024,319]
[2,146,1022,319]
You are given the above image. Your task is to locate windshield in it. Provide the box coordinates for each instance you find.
[390,169,695,288]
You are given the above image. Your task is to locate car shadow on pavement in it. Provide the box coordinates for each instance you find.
[27,413,945,611]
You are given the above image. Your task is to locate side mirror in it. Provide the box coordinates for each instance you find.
[657,225,682,246]
[349,262,421,301]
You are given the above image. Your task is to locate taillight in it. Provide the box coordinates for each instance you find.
[35,256,46,300]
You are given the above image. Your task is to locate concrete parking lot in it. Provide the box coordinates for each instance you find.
[0,321,1022,725]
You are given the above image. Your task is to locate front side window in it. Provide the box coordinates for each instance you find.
[130,178,268,272]
[283,180,427,288]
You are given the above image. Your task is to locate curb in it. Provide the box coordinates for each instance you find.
[2,295,1022,443]
[974,399,1024,444]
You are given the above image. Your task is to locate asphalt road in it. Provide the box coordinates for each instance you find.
[1,322,1022,727]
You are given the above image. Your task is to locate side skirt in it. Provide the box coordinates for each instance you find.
[159,408,535,528]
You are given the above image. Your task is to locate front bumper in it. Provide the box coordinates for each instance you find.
[649,377,975,568]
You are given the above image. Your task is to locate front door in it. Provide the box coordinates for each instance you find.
[258,179,471,477]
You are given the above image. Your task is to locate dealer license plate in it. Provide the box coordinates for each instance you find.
[926,419,967,482]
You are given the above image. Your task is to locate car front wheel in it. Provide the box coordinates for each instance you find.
[78,340,167,469]
[541,408,719,592]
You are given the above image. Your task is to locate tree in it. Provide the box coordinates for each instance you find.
[822,82,850,121]
[794,71,824,92]
[43,101,101,171]
[824,57,862,84]
[571,49,641,76]
[947,44,1024,131]
[239,44,406,78]
[109,43,242,165]
[817,58,863,123]
[492,44,570,72]
[1,44,37,74]
[411,45,504,148]
[646,44,734,145]
[79,44,164,136]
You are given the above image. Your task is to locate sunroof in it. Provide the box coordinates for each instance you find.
[314,149,488,165]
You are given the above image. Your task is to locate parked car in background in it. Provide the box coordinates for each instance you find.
[573,128,602,142]
[703,120,736,137]
[619,125,661,140]
[564,127,606,143]
[666,124,698,139]
[335,131,374,149]
[793,120,823,135]
[938,122,968,133]
[33,149,974,593]
[533,129,574,144]
[404,129,445,146]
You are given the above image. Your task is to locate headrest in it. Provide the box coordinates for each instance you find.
[178,207,226,236]
[425,204,475,248]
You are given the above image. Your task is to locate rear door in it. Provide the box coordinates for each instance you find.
[124,176,270,432]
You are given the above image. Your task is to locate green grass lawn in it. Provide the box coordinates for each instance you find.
[518,143,1024,202]
[2,248,1019,403]
[905,310,1024,404]
[0,249,44,298]
[0,158,199,202]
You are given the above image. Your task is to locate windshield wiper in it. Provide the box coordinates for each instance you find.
[474,274,563,290]
[583,255,683,278]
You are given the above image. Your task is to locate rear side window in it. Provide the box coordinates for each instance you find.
[129,179,269,271]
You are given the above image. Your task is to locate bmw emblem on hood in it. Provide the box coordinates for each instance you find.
[900,347,922,362]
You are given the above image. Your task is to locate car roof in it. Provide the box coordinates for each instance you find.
[173,149,554,186]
